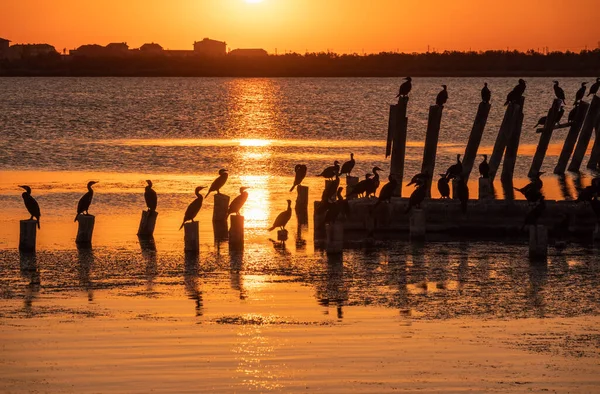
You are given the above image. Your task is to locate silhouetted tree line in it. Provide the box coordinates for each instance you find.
[1,49,599,77]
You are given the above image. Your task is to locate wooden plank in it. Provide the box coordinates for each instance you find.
[528,99,562,178]
[554,102,589,174]
[462,102,491,180]
[420,105,444,197]
[568,96,600,172]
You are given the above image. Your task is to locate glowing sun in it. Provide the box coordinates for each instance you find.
[245,0,263,3]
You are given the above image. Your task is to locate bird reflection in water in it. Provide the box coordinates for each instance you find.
[77,246,95,302]
[19,251,40,313]
[139,236,157,295]
[229,251,246,300]
[184,252,203,317]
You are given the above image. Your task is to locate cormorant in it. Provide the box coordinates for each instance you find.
[534,115,547,128]
[553,81,566,104]
[321,174,340,203]
[179,186,205,230]
[522,196,546,231]
[456,176,469,213]
[325,187,347,224]
[374,175,397,207]
[436,85,448,106]
[568,105,578,123]
[268,200,292,231]
[339,153,355,177]
[479,155,490,178]
[407,172,429,187]
[290,164,307,192]
[445,154,463,179]
[206,169,228,198]
[574,82,587,105]
[531,171,545,189]
[514,181,543,203]
[397,77,412,98]
[504,79,526,105]
[19,185,41,229]
[481,82,491,103]
[365,166,383,197]
[405,179,426,213]
[348,174,372,198]
[555,106,565,125]
[75,181,98,222]
[317,161,340,180]
[587,77,600,96]
[228,187,249,216]
[144,180,157,212]
[437,174,450,199]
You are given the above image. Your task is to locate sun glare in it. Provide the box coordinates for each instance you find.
[245,0,263,3]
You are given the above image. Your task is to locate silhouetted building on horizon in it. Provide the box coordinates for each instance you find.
[193,38,226,56]
[228,48,268,57]
[140,43,163,53]
[6,43,57,60]
[106,42,129,55]
[0,37,9,58]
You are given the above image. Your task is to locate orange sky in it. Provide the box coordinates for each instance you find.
[1,0,598,54]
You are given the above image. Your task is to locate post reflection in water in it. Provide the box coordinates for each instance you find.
[77,246,95,302]
[527,262,548,317]
[19,251,40,312]
[184,252,203,317]
[139,236,157,295]
[386,248,409,313]
[229,251,246,300]
[558,175,573,201]
[315,252,348,319]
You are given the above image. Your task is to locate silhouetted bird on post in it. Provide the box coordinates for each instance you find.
[206,169,228,198]
[533,116,547,128]
[574,82,587,105]
[587,77,599,96]
[437,174,450,199]
[436,85,448,106]
[366,166,383,197]
[397,77,412,98]
[479,155,489,178]
[407,172,429,187]
[445,154,463,179]
[290,164,307,192]
[179,186,205,230]
[405,178,426,213]
[19,185,41,229]
[339,153,355,177]
[568,105,579,123]
[555,106,565,124]
[144,180,157,212]
[504,79,526,105]
[374,175,397,207]
[481,82,491,103]
[553,81,566,104]
[316,161,340,180]
[268,200,292,231]
[514,174,544,203]
[75,181,98,222]
[348,173,372,198]
[321,174,340,203]
[522,196,546,231]
[325,187,349,224]
[228,187,249,216]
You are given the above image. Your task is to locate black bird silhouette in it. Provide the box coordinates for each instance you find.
[587,77,600,96]
[290,164,307,192]
[206,169,228,198]
[522,196,546,231]
[436,85,448,106]
[144,180,157,212]
[339,153,355,176]
[445,154,463,179]
[479,155,489,178]
[397,77,412,97]
[179,186,205,230]
[321,174,340,203]
[228,187,249,216]
[366,166,383,197]
[553,81,566,104]
[437,174,450,199]
[348,174,373,198]
[456,176,469,213]
[19,185,41,229]
[268,200,292,231]
[325,187,348,224]
[555,106,565,125]
[317,161,340,180]
[504,79,526,105]
[514,180,543,203]
[405,179,426,213]
[574,82,587,105]
[407,172,429,187]
[568,105,578,123]
[374,175,397,208]
[534,115,547,129]
[75,181,98,222]
[481,82,491,103]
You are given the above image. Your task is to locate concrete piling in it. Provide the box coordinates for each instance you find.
[184,221,199,252]
[528,99,562,178]
[488,101,520,180]
[326,221,344,254]
[212,194,230,222]
[420,105,444,197]
[502,97,525,182]
[554,101,589,174]
[137,210,158,237]
[409,208,426,240]
[478,178,493,200]
[229,215,244,250]
[19,220,37,252]
[76,215,95,246]
[529,225,548,260]
[568,96,600,172]
[388,97,409,196]
[462,102,492,180]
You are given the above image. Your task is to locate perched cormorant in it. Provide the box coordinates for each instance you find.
[533,115,547,128]
[290,164,307,192]
[179,186,205,230]
[339,153,355,176]
[436,85,448,106]
[522,196,546,231]
[555,106,565,125]
[574,82,587,105]
[348,174,373,198]
[504,79,526,105]
[568,105,578,123]
[530,171,545,189]
[514,175,544,203]
[144,180,157,212]
[437,174,450,199]
[316,161,340,180]
[553,81,566,104]
[481,82,491,103]
[456,176,469,213]
[19,185,41,229]
[407,172,429,187]
[374,175,397,207]
[321,174,340,203]
[397,77,412,98]
[365,166,383,197]
[228,187,249,216]
[587,77,600,96]
[479,155,490,178]
[445,154,463,179]
[206,169,228,198]
[75,181,98,222]
[268,200,292,231]
[405,179,426,213]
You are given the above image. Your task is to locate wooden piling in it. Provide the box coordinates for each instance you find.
[184,221,199,252]
[502,97,525,182]
[345,176,359,200]
[528,99,562,178]
[462,102,491,180]
[76,215,95,245]
[277,229,288,242]
[137,210,158,237]
[586,107,600,170]
[529,225,548,260]
[213,220,228,241]
[488,102,520,180]
[313,201,326,240]
[451,179,459,200]
[409,208,426,240]
[420,105,444,197]
[389,97,409,196]
[212,194,230,222]
[326,221,344,254]
[478,178,493,200]
[554,101,589,174]
[296,185,309,210]
[568,96,600,172]
[19,220,37,252]
[229,215,244,250]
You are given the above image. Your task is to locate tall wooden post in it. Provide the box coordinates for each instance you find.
[296,185,308,211]
[420,105,444,197]
[586,109,600,170]
[184,221,199,252]
[488,101,520,180]
[387,97,409,196]
[554,102,589,174]
[76,215,95,246]
[313,201,326,241]
[462,102,491,180]
[568,96,600,172]
[19,220,37,252]
[528,99,562,178]
[212,194,230,222]
[137,210,158,237]
[229,215,244,250]
[502,97,525,182]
